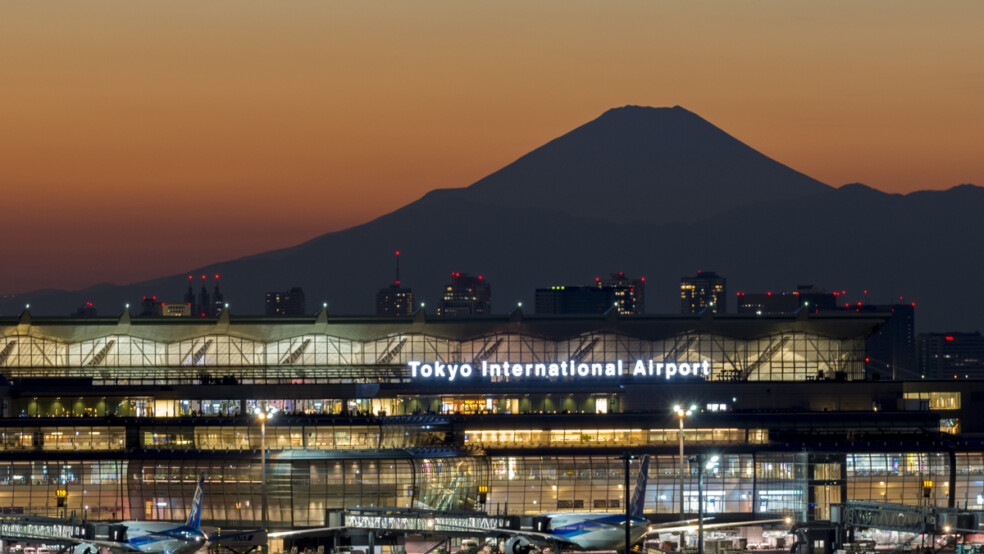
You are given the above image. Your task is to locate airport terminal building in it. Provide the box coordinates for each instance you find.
[0,309,979,531]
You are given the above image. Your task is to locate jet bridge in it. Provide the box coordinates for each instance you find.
[831,501,984,539]
[0,516,127,551]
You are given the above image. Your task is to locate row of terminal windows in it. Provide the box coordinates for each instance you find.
[0,454,977,524]
[0,426,447,451]
[902,392,961,410]
[7,395,619,418]
[0,426,768,451]
[0,428,125,451]
[463,428,767,448]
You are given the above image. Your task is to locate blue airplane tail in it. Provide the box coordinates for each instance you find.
[630,455,650,518]
[186,472,205,530]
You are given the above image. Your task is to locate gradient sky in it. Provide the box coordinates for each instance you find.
[2,1,982,295]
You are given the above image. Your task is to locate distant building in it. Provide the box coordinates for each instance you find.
[680,271,726,314]
[139,296,162,317]
[919,332,984,379]
[184,274,224,317]
[858,303,917,380]
[161,303,191,317]
[73,302,98,318]
[437,273,491,317]
[737,286,916,380]
[736,285,839,315]
[377,250,414,317]
[535,286,615,315]
[596,272,645,315]
[377,285,414,317]
[266,287,306,317]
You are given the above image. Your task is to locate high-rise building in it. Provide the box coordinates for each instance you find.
[139,296,162,317]
[184,274,224,317]
[919,332,984,379]
[73,302,98,317]
[680,271,726,314]
[596,272,645,315]
[377,285,414,317]
[437,273,491,317]
[377,251,415,317]
[736,285,839,315]
[266,287,306,317]
[858,303,916,380]
[535,286,615,315]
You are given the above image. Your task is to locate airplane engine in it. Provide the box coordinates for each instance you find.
[505,536,533,554]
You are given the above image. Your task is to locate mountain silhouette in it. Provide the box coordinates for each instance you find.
[2,107,979,333]
[429,106,830,224]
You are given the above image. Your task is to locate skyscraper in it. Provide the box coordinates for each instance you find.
[736,285,839,315]
[680,271,727,314]
[918,332,984,379]
[184,274,224,317]
[437,273,491,317]
[596,272,645,315]
[265,287,306,316]
[377,251,414,317]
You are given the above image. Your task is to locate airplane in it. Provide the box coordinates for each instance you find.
[60,473,209,554]
[457,455,789,554]
[477,454,653,554]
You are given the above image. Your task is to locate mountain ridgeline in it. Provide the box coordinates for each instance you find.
[3,106,981,332]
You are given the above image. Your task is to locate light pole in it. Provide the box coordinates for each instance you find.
[619,453,638,554]
[255,406,277,532]
[673,405,696,520]
[691,454,719,554]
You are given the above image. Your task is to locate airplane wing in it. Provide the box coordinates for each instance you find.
[435,525,581,548]
[647,518,788,535]
[209,529,266,542]
[268,527,348,539]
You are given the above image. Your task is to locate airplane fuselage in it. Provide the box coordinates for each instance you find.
[542,513,649,551]
[117,522,207,554]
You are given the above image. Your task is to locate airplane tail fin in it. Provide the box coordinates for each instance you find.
[630,455,650,518]
[186,472,205,530]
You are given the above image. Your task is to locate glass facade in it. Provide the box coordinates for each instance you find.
[3,314,978,532]
[0,327,865,384]
[0,452,977,527]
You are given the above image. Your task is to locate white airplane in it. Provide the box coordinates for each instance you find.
[270,456,655,553]
[481,454,653,554]
[62,473,209,554]
[464,455,789,554]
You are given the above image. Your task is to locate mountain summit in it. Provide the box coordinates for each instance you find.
[454,105,830,224]
[2,106,980,333]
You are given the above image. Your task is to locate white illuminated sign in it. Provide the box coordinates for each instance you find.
[408,359,710,381]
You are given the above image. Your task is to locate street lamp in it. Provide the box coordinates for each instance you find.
[619,453,638,554]
[691,454,719,554]
[673,404,697,520]
[255,406,277,531]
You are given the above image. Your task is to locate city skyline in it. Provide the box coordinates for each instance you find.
[2,2,983,295]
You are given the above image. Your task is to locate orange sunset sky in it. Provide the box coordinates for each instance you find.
[1,1,982,295]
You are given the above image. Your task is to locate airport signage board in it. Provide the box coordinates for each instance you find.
[408,359,711,382]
